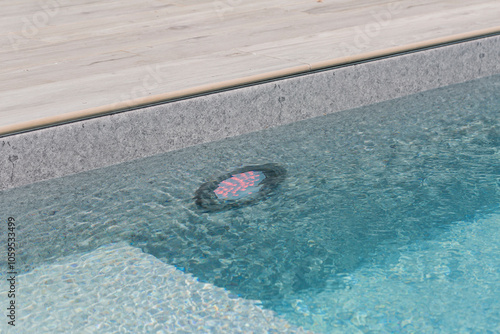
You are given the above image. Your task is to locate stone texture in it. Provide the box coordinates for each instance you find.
[1,34,500,190]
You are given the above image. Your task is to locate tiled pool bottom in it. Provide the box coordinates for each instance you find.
[1,73,499,332]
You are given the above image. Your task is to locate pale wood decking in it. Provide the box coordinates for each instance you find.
[1,0,500,135]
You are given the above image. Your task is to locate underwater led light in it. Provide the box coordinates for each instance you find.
[194,163,286,212]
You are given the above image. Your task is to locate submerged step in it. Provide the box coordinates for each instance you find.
[0,242,309,333]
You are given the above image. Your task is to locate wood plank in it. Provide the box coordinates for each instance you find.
[1,0,500,130]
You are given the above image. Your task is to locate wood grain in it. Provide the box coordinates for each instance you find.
[1,0,500,131]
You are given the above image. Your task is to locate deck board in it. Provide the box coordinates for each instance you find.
[1,0,500,132]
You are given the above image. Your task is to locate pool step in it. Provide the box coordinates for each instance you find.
[0,242,309,333]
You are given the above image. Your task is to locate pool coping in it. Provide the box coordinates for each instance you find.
[1,26,500,138]
[1,32,500,191]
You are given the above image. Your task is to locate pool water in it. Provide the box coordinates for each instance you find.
[286,211,500,332]
[1,74,499,332]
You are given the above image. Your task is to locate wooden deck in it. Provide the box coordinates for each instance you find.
[2,0,500,135]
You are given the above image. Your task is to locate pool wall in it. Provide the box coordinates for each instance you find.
[1,33,499,191]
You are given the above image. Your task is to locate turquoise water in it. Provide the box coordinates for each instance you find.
[1,74,499,332]
[284,211,500,332]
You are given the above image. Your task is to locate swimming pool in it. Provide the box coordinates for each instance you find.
[1,73,499,332]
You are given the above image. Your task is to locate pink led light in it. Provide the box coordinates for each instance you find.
[214,171,266,200]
